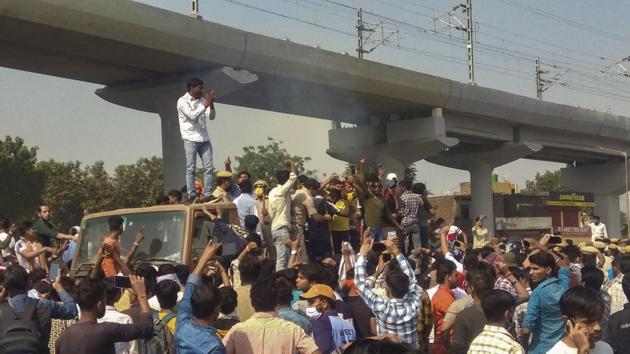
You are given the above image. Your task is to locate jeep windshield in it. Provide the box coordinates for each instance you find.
[75,210,186,267]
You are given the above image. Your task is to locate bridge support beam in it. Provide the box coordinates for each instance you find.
[561,162,630,236]
[428,142,543,234]
[327,109,459,178]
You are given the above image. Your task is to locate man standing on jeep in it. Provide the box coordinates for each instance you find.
[177,78,217,203]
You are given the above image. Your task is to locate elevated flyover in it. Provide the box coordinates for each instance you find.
[2,0,629,233]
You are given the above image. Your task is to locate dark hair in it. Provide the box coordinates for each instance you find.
[239,180,253,194]
[275,277,294,306]
[564,245,581,262]
[297,175,310,185]
[33,280,52,295]
[239,255,262,284]
[155,195,169,205]
[398,179,412,190]
[479,247,495,260]
[329,189,342,201]
[436,259,457,284]
[155,280,179,310]
[108,216,123,232]
[105,284,122,306]
[175,264,190,285]
[463,251,479,270]
[560,286,604,320]
[481,289,516,322]
[244,215,259,232]
[466,262,496,296]
[158,264,177,277]
[275,268,298,285]
[251,276,277,312]
[191,284,221,319]
[0,216,9,230]
[276,170,290,185]
[29,268,48,284]
[37,205,48,213]
[75,278,105,311]
[593,215,600,220]
[238,171,251,180]
[616,256,630,274]
[186,78,204,91]
[412,182,427,195]
[306,178,320,191]
[218,286,238,314]
[298,263,326,283]
[17,221,34,237]
[385,270,409,298]
[167,189,182,201]
[3,265,28,296]
[216,176,231,186]
[134,263,158,297]
[528,250,556,270]
[581,265,604,291]
[343,338,415,354]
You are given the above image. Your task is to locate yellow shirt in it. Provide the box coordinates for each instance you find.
[472,225,488,249]
[330,200,350,231]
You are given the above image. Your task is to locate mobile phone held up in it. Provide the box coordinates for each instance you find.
[114,276,132,289]
[548,235,562,245]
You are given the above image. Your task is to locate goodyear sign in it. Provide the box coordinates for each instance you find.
[547,191,595,207]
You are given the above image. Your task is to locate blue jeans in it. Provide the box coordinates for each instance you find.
[183,140,213,198]
[272,227,291,271]
[369,227,385,242]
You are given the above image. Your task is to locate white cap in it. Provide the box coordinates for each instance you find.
[386,172,398,180]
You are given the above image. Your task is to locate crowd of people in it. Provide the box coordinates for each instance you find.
[1,78,629,354]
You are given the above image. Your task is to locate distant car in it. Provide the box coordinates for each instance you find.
[70,202,241,278]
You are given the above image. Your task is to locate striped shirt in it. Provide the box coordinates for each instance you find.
[468,325,525,354]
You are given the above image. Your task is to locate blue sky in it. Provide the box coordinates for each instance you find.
[2,0,629,194]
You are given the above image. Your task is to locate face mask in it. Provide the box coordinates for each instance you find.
[305,306,322,320]
[254,187,264,197]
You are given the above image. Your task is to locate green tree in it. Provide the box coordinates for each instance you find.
[111,157,164,208]
[0,136,44,223]
[83,160,115,214]
[522,170,566,193]
[234,137,315,183]
[37,160,86,231]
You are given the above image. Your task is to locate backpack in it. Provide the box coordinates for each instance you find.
[0,300,41,354]
[140,311,176,354]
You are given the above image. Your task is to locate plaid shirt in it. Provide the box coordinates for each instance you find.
[398,191,422,227]
[468,325,525,354]
[494,276,518,300]
[355,253,422,349]
[605,274,628,316]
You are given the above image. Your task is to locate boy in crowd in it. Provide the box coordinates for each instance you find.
[548,286,613,354]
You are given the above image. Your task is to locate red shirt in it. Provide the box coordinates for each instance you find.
[431,286,455,354]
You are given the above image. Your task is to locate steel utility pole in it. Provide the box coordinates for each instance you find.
[465,0,475,85]
[191,0,201,19]
[356,8,373,59]
[536,57,543,99]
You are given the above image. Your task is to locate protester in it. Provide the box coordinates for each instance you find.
[355,236,422,349]
[431,258,459,354]
[167,190,182,205]
[276,277,312,334]
[222,277,321,354]
[547,286,613,354]
[468,289,524,354]
[0,216,15,263]
[175,242,225,353]
[604,273,630,353]
[520,238,571,354]
[233,179,259,231]
[215,286,240,337]
[472,215,489,249]
[589,215,608,241]
[268,160,298,270]
[34,205,76,247]
[15,221,56,271]
[328,188,351,255]
[396,179,422,254]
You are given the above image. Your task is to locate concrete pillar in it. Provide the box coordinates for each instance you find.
[595,194,622,237]
[428,142,543,234]
[157,103,186,193]
[470,162,494,229]
[561,162,629,236]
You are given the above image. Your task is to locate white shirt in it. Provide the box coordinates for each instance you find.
[546,340,612,354]
[0,231,14,258]
[233,193,261,233]
[148,291,184,311]
[590,222,608,241]
[176,92,216,142]
[14,239,40,271]
[268,173,298,231]
[98,306,138,354]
